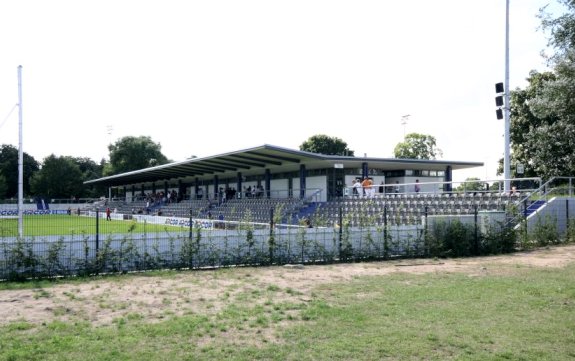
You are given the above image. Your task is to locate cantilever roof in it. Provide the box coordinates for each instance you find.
[85,144,483,187]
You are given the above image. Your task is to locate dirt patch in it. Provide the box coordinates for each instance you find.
[1,245,574,327]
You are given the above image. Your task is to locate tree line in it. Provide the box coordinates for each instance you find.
[0,135,169,200]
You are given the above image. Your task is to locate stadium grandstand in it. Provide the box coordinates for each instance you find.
[82,144,522,224]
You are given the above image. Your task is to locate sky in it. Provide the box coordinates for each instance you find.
[0,0,564,183]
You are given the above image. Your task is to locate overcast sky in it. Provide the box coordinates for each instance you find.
[0,0,563,182]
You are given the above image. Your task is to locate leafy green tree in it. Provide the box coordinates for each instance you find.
[501,71,557,178]
[73,157,103,180]
[72,157,106,198]
[0,144,40,198]
[455,177,487,192]
[30,155,84,199]
[539,0,575,62]
[393,133,442,160]
[106,136,169,176]
[527,61,575,178]
[299,134,354,156]
[503,3,575,179]
[0,173,8,199]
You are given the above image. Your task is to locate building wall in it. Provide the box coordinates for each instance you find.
[270,179,289,198]
[293,175,327,202]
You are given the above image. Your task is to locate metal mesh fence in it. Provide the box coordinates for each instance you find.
[0,197,573,281]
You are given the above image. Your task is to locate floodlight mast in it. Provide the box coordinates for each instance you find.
[17,65,24,237]
[503,0,511,193]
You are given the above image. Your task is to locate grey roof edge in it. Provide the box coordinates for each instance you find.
[84,144,483,185]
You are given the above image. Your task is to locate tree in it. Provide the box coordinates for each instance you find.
[393,133,442,160]
[72,157,106,198]
[106,136,169,176]
[455,177,487,192]
[539,0,575,63]
[0,144,40,198]
[503,3,575,179]
[502,71,557,178]
[30,155,84,199]
[299,134,354,156]
[0,173,7,199]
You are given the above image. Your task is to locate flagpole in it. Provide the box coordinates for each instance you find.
[17,65,23,237]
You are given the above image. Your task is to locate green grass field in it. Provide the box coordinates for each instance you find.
[0,215,188,237]
[0,248,574,360]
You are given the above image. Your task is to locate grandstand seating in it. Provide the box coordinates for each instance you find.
[95,191,532,227]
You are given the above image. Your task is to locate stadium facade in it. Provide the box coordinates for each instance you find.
[85,144,483,202]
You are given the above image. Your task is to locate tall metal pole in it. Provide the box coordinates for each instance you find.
[503,0,511,193]
[17,65,24,237]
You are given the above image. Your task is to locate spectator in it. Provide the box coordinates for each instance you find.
[217,213,224,229]
[414,179,420,193]
[353,179,362,197]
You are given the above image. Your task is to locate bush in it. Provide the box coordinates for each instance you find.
[427,219,476,258]
[531,215,560,247]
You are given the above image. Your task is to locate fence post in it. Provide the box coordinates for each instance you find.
[269,208,274,264]
[566,199,570,225]
[383,205,388,259]
[474,205,479,255]
[338,207,343,260]
[95,209,100,254]
[424,206,428,257]
[189,209,193,241]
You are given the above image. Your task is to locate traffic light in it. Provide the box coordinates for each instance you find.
[495,82,504,119]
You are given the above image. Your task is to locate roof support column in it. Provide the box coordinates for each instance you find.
[444,165,453,193]
[213,175,219,200]
[362,162,368,179]
[131,185,135,202]
[299,164,306,199]
[195,178,199,200]
[178,180,184,201]
[265,169,271,199]
[236,172,242,199]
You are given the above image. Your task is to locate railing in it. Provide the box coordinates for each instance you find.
[341,177,543,198]
[116,188,323,204]
[504,176,575,228]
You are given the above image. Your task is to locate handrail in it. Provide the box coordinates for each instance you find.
[341,177,543,198]
[504,176,575,228]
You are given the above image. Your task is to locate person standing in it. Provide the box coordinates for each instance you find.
[361,177,370,197]
[353,179,362,197]
[106,207,111,221]
[414,179,421,193]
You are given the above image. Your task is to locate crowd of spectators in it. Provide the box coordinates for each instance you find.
[131,190,181,214]
[242,185,265,198]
